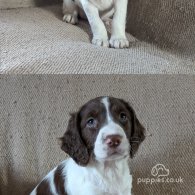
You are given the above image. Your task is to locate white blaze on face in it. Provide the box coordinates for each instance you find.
[93,97,129,160]
[101,96,112,122]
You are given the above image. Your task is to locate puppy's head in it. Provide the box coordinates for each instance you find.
[60,96,145,166]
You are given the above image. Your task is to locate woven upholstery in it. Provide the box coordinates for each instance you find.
[0,75,194,195]
[0,3,194,73]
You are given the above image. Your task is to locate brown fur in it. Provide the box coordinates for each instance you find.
[60,113,90,166]
[119,99,145,157]
[36,178,52,195]
[54,163,67,195]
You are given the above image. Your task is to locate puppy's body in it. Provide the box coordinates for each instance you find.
[63,0,129,48]
[31,97,145,195]
[31,158,132,195]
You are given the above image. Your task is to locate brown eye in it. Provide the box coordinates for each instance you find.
[119,112,127,122]
[87,117,96,127]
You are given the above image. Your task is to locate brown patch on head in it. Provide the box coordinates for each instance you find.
[109,97,145,157]
[79,97,107,150]
[60,97,107,166]
[54,163,67,195]
[36,178,52,195]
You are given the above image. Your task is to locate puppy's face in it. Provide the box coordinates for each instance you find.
[61,96,145,166]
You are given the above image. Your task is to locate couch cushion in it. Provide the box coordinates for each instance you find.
[0,75,194,195]
[0,0,59,9]
[127,0,195,56]
[0,5,194,74]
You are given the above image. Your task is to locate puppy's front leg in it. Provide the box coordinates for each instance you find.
[81,0,109,47]
[110,0,129,48]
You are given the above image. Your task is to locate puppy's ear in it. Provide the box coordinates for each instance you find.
[60,113,89,166]
[121,100,145,158]
[130,109,145,158]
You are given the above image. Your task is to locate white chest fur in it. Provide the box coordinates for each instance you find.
[66,158,132,195]
[75,0,114,11]
[88,0,114,10]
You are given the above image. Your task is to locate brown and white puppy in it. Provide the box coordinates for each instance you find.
[63,0,129,49]
[30,96,145,195]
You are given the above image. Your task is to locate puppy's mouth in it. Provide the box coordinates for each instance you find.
[96,149,128,161]
[108,149,127,157]
[108,150,121,156]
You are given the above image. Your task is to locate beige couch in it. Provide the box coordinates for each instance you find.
[0,0,195,73]
[0,1,195,195]
[0,75,194,195]
[0,0,59,9]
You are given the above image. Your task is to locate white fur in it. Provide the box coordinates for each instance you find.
[66,158,132,195]
[63,0,129,48]
[31,158,132,195]
[30,97,132,195]
[101,97,112,121]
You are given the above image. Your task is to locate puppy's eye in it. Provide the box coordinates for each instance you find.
[87,117,95,127]
[119,112,127,122]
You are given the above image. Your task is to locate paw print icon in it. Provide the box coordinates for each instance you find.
[151,164,169,177]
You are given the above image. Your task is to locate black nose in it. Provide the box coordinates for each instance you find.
[105,135,122,148]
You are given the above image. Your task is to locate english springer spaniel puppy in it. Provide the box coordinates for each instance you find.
[30,96,145,195]
[62,0,129,48]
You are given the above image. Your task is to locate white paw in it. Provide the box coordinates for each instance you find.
[63,14,78,24]
[109,38,129,49]
[92,38,109,47]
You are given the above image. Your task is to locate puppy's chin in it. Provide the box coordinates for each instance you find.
[95,151,129,162]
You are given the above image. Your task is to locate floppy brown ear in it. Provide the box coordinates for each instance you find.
[130,110,145,158]
[120,99,145,157]
[60,113,90,166]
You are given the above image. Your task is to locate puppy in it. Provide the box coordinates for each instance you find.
[62,0,129,48]
[30,96,145,195]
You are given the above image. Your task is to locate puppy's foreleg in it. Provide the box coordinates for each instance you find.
[63,0,78,24]
[110,0,129,48]
[81,0,109,47]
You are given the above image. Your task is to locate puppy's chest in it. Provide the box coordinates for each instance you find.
[87,170,130,194]
[81,0,114,10]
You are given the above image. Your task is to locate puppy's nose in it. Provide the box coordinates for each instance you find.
[105,135,122,148]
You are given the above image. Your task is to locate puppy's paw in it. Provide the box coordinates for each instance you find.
[92,38,109,47]
[63,14,78,25]
[109,38,129,49]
